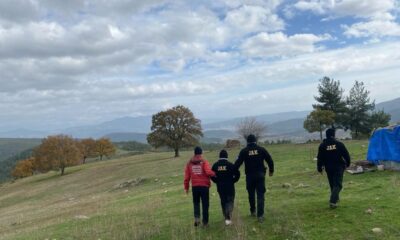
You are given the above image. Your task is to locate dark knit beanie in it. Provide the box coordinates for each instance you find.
[219,149,228,159]
[326,128,336,138]
[194,146,202,155]
[247,134,257,143]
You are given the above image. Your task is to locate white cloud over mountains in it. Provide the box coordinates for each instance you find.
[0,0,399,130]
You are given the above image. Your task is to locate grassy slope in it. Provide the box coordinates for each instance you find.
[1,141,400,240]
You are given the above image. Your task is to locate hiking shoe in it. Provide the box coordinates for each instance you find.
[225,220,232,226]
[194,218,201,227]
[329,203,338,209]
[257,216,265,223]
[202,223,209,228]
[250,211,256,217]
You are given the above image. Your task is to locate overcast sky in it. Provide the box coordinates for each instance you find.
[1,0,400,131]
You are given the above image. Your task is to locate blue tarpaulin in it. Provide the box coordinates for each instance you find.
[367,125,400,164]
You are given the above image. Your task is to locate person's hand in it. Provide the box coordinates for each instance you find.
[185,190,189,195]
[318,168,323,175]
[269,172,273,177]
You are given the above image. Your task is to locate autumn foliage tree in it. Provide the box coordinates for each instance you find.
[304,109,335,141]
[12,157,35,179]
[78,138,97,164]
[33,135,82,176]
[147,105,203,157]
[94,138,116,160]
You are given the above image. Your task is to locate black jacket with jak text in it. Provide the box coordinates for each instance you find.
[211,159,240,192]
[234,143,274,176]
[317,138,351,172]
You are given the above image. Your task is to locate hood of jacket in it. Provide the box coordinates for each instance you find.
[190,154,204,164]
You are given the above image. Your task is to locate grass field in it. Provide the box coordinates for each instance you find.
[1,140,400,240]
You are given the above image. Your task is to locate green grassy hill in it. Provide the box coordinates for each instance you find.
[1,141,399,240]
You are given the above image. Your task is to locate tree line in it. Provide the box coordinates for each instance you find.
[12,136,115,179]
[304,77,391,140]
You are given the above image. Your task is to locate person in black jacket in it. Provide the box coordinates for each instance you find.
[234,134,274,222]
[317,128,351,209]
[211,150,240,226]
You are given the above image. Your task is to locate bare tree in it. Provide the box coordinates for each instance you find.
[236,117,267,141]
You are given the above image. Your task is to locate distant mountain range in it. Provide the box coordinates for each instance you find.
[375,97,400,124]
[1,97,398,143]
[0,129,48,138]
[203,111,309,130]
[103,132,148,142]
[61,116,152,138]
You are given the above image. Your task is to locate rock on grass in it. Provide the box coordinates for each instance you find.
[75,215,90,220]
[282,183,292,188]
[372,228,382,234]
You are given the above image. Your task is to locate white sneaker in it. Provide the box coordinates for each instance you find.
[225,220,232,226]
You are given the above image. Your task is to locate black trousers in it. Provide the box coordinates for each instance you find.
[326,169,344,204]
[217,185,235,220]
[246,174,266,217]
[192,186,209,224]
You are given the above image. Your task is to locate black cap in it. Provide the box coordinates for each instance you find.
[326,128,335,138]
[194,146,202,155]
[247,134,257,143]
[219,149,228,159]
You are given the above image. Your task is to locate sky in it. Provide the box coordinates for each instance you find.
[0,0,400,131]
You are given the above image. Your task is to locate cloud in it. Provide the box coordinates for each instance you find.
[224,5,284,33]
[0,0,292,96]
[331,0,395,19]
[0,0,39,23]
[293,0,396,19]
[1,41,400,130]
[343,20,400,37]
[240,32,331,58]
[293,0,327,14]
[292,0,400,39]
[0,0,399,131]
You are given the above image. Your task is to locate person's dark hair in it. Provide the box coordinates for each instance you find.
[247,134,257,143]
[326,128,336,139]
[219,149,228,159]
[194,146,202,155]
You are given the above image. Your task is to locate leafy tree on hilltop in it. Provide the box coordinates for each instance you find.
[33,135,82,176]
[313,76,346,128]
[12,157,35,179]
[304,109,335,141]
[94,138,116,161]
[78,138,97,164]
[147,105,203,157]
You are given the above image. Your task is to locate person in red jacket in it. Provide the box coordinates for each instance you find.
[184,146,216,227]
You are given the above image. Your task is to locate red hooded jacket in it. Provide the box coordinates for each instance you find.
[184,154,215,192]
